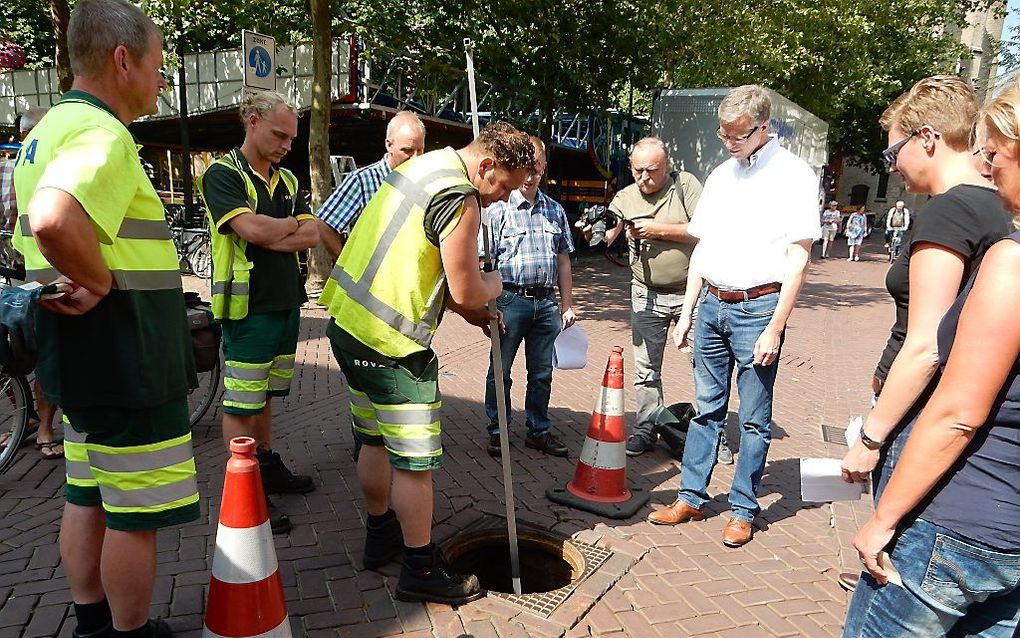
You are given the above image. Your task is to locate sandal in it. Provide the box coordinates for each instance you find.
[35,439,64,460]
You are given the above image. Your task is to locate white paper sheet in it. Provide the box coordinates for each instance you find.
[800,458,866,502]
[845,416,864,446]
[552,323,588,370]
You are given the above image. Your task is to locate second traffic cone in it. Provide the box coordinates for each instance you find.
[547,346,649,519]
[203,437,292,638]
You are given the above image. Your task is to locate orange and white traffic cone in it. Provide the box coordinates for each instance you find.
[547,346,649,519]
[203,437,291,638]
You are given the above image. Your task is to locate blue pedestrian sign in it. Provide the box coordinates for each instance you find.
[241,30,276,91]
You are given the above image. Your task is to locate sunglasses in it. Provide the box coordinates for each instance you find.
[881,132,918,171]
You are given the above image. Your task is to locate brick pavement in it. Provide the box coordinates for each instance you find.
[0,238,896,637]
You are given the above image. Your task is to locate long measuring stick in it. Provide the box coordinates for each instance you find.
[464,37,522,596]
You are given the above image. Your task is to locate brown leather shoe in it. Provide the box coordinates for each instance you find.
[647,500,705,525]
[722,518,754,547]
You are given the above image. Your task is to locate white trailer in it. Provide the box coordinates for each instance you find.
[651,88,829,184]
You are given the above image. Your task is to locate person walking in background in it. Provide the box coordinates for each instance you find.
[845,206,867,261]
[820,200,841,259]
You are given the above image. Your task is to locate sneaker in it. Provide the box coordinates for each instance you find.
[626,434,655,457]
[258,450,315,494]
[363,512,404,570]
[717,443,734,465]
[396,546,484,606]
[486,434,501,457]
[525,432,568,457]
[854,256,860,262]
[266,494,292,535]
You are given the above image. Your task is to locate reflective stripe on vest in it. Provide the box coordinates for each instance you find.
[19,216,171,241]
[324,166,468,349]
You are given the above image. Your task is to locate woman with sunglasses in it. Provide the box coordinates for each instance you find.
[838,76,1009,591]
[842,83,1020,638]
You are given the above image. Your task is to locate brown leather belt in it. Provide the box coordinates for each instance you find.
[707,282,781,302]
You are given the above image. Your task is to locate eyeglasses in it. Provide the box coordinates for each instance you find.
[881,132,918,171]
[716,123,761,144]
[973,146,1004,168]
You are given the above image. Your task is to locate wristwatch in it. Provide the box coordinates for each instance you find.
[859,430,884,450]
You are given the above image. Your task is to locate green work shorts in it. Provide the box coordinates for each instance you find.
[328,321,442,471]
[221,308,300,415]
[63,398,200,531]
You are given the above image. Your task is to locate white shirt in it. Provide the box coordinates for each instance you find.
[688,137,821,290]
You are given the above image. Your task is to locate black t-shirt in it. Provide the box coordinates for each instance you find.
[203,149,312,314]
[876,184,1010,381]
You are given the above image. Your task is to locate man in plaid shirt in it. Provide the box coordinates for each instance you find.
[481,135,575,457]
[315,111,425,260]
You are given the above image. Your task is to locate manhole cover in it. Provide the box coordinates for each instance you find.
[441,520,611,617]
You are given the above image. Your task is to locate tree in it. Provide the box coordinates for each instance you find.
[305,0,333,293]
[50,0,72,92]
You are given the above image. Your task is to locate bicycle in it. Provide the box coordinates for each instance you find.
[888,229,904,262]
[170,225,212,279]
[0,264,39,474]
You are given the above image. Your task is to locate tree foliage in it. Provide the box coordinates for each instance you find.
[5,0,995,166]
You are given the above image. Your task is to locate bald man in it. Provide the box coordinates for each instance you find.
[315,111,426,259]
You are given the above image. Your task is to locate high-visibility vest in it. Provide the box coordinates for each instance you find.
[196,149,298,320]
[320,147,477,359]
[13,100,180,290]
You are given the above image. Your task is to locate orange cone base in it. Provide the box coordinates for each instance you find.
[546,481,649,519]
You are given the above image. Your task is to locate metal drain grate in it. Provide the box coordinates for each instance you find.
[821,423,848,445]
[447,517,613,618]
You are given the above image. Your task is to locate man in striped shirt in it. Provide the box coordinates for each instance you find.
[481,136,575,457]
[315,111,426,259]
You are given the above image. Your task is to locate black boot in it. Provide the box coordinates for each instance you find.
[257,450,315,494]
[395,545,484,605]
[363,510,403,570]
[266,494,292,535]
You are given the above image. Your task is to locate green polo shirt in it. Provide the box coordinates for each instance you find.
[12,90,196,408]
[201,149,313,314]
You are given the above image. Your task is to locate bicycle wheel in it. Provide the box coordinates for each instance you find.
[189,354,221,427]
[0,374,32,474]
[188,237,212,279]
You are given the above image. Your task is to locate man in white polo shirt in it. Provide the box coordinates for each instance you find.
[647,85,819,547]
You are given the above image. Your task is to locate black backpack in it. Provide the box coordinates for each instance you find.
[184,292,221,373]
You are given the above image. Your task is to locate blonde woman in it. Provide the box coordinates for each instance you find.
[842,84,1020,638]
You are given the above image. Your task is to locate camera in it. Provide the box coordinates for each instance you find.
[575,205,621,246]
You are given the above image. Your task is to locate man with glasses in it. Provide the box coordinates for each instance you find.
[482,135,574,457]
[648,85,819,548]
[594,137,707,458]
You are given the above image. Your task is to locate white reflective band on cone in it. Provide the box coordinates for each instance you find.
[202,615,292,638]
[210,521,278,584]
[594,387,624,417]
[578,439,627,470]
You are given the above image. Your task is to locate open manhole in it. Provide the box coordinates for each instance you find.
[441,522,611,617]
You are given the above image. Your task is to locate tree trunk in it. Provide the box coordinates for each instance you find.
[50,0,72,93]
[305,0,333,297]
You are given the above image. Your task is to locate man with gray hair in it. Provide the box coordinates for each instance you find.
[648,85,819,548]
[13,1,198,635]
[197,89,320,535]
[594,137,707,457]
[316,110,426,259]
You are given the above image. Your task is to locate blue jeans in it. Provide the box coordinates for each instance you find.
[485,290,561,436]
[843,518,1020,638]
[677,288,780,521]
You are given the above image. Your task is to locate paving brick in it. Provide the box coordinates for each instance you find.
[0,254,898,635]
